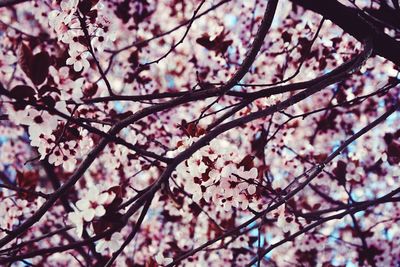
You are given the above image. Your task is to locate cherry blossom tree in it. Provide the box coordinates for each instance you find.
[0,0,399,266]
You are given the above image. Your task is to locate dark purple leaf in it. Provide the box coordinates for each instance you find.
[30,52,50,85]
[332,160,347,185]
[9,85,36,100]
[196,31,233,55]
[17,43,33,79]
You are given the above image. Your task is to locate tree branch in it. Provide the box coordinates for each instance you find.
[289,0,400,66]
[0,0,30,8]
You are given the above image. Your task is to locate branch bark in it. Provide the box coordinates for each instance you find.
[0,0,30,7]
[289,0,400,66]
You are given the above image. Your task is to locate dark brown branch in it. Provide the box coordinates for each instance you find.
[289,0,400,66]
[0,85,171,163]
[0,183,49,199]
[142,0,206,66]
[77,13,115,96]
[0,228,115,263]
[245,102,400,265]
[107,0,231,54]
[139,40,374,267]
[350,214,377,267]
[41,162,103,265]
[238,16,326,87]
[217,0,279,93]
[104,197,153,267]
[0,0,29,7]
[248,183,400,266]
[0,226,73,255]
[0,7,367,252]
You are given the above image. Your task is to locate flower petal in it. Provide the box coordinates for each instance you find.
[76,199,89,210]
[82,209,95,222]
[95,205,106,217]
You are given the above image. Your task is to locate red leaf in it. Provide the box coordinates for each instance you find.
[92,219,109,234]
[17,44,50,85]
[92,212,124,234]
[9,85,36,100]
[145,258,159,267]
[387,140,400,164]
[180,122,205,137]
[116,111,133,120]
[83,83,98,98]
[187,123,197,137]
[238,155,255,171]
[196,30,233,55]
[106,185,122,198]
[30,52,50,85]
[17,170,39,190]
[17,43,33,79]
[332,160,347,185]
[78,0,99,15]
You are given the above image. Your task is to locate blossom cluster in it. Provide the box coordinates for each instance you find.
[67,185,126,255]
[168,136,261,211]
[48,0,115,72]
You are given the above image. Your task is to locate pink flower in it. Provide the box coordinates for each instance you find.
[275,205,299,233]
[48,12,73,43]
[75,187,115,222]
[155,253,173,266]
[48,146,65,166]
[60,0,79,14]
[30,134,56,159]
[25,109,58,139]
[68,210,85,237]
[187,154,207,177]
[95,232,124,255]
[66,50,90,72]
[49,66,70,85]
[68,186,115,237]
[247,184,257,195]
[236,166,258,180]
[0,51,16,75]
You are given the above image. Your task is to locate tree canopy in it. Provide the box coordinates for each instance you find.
[0,0,399,266]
